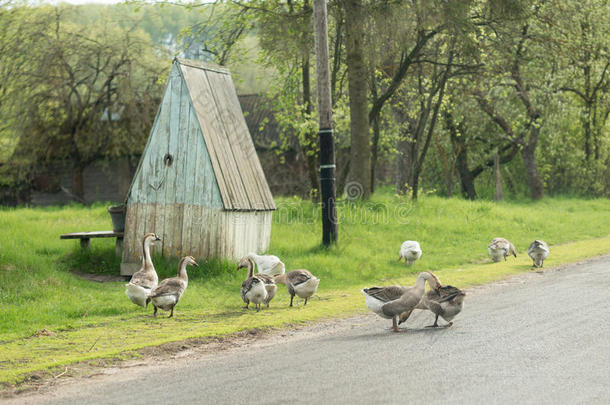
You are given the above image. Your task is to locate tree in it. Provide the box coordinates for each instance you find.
[8,6,167,200]
[342,0,370,198]
[550,0,609,163]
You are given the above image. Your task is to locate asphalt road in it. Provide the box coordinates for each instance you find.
[6,257,610,404]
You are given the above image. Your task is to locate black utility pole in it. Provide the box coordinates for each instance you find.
[313,0,337,245]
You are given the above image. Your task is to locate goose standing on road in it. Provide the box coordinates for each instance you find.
[237,257,277,309]
[528,240,549,268]
[125,233,161,308]
[400,272,465,328]
[488,237,517,262]
[362,271,438,332]
[150,256,198,318]
[398,241,422,265]
[244,252,286,276]
[274,270,320,307]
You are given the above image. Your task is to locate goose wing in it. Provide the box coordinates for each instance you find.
[362,285,405,303]
[150,278,184,298]
[241,277,256,295]
[255,274,275,285]
[287,270,314,287]
[129,270,158,289]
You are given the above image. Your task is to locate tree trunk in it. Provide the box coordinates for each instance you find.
[410,43,454,200]
[72,165,85,202]
[395,133,414,195]
[343,0,370,198]
[521,127,544,200]
[446,111,476,200]
[493,152,503,201]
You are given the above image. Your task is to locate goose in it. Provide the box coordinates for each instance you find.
[488,237,517,262]
[274,269,320,307]
[362,271,437,332]
[125,233,161,308]
[237,257,277,309]
[399,272,465,328]
[528,240,549,268]
[398,241,422,265]
[241,277,268,312]
[244,252,285,276]
[149,256,198,318]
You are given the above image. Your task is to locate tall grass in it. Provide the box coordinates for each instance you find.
[0,193,609,383]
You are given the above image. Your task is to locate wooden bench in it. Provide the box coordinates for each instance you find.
[60,231,124,255]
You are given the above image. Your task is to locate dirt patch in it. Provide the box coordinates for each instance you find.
[31,329,56,338]
[70,271,129,283]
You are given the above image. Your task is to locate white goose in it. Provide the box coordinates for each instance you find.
[362,271,438,332]
[150,256,198,318]
[398,241,422,265]
[274,269,320,307]
[245,252,285,276]
[125,233,160,308]
[528,240,549,268]
[237,257,277,309]
[488,237,517,262]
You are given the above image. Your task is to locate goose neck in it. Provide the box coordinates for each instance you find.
[246,258,255,278]
[143,237,154,267]
[178,258,189,281]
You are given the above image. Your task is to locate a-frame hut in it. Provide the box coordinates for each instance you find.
[120,58,275,275]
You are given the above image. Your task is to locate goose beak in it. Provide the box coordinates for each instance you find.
[155,236,161,241]
[193,261,199,267]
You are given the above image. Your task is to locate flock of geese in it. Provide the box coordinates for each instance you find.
[124,232,550,333]
[125,233,320,317]
[363,237,550,332]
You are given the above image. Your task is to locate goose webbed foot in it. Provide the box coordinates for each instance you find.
[392,316,400,332]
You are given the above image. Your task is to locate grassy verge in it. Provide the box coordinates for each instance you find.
[0,192,609,384]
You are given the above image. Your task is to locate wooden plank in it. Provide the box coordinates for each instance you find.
[180,65,234,210]
[60,231,123,239]
[163,71,184,255]
[207,72,269,211]
[210,72,276,210]
[203,70,251,210]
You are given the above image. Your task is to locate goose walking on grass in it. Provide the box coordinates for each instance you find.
[362,271,438,332]
[274,270,320,307]
[528,240,549,268]
[125,233,160,308]
[488,237,517,262]
[150,256,198,318]
[399,272,465,328]
[244,252,285,276]
[237,257,277,310]
[398,241,422,265]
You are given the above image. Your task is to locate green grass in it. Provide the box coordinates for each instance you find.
[0,192,609,384]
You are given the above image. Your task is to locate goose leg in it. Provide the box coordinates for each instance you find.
[392,316,399,332]
[290,294,295,307]
[243,300,250,310]
[168,307,174,318]
[304,297,308,306]
[153,305,158,318]
[426,314,440,328]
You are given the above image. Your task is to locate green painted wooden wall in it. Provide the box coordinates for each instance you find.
[127,64,223,208]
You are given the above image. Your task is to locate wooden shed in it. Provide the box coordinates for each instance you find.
[120,58,276,275]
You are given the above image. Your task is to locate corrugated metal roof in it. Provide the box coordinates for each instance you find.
[176,58,276,211]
